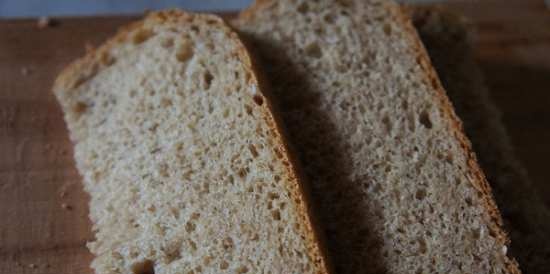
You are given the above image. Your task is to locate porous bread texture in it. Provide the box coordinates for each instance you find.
[53,10,330,274]
[412,7,550,273]
[234,1,520,273]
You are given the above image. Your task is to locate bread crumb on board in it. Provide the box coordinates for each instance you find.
[20,66,36,76]
[61,203,72,210]
[37,17,52,29]
[20,67,29,76]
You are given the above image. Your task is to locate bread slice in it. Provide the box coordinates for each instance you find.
[233,1,520,273]
[53,10,330,274]
[412,7,550,273]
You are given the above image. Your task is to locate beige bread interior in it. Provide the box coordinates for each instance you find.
[412,7,550,274]
[53,10,330,274]
[234,1,520,273]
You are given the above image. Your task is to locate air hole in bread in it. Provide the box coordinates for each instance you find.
[132,29,155,45]
[248,144,259,158]
[418,238,428,253]
[472,227,482,239]
[203,71,214,90]
[190,25,199,33]
[305,42,322,59]
[323,13,335,24]
[268,192,280,200]
[314,26,325,36]
[245,105,253,116]
[237,168,247,178]
[272,210,281,220]
[188,240,197,251]
[401,99,409,110]
[297,2,309,13]
[160,98,173,107]
[222,237,234,250]
[185,221,196,232]
[237,265,249,273]
[202,256,212,266]
[372,183,383,194]
[164,243,182,263]
[382,115,392,133]
[419,110,433,129]
[220,260,229,270]
[222,108,230,118]
[253,95,264,106]
[100,51,116,66]
[205,19,218,25]
[383,23,392,36]
[73,101,88,116]
[131,259,155,274]
[176,43,193,63]
[161,37,174,48]
[148,123,159,133]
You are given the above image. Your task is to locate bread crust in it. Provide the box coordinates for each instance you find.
[233,29,334,274]
[53,9,331,274]
[392,5,521,274]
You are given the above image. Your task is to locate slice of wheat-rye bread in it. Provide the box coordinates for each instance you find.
[411,7,550,274]
[53,9,331,274]
[233,0,521,273]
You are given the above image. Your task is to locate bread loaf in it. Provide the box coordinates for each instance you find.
[233,1,520,273]
[54,10,330,274]
[413,7,550,273]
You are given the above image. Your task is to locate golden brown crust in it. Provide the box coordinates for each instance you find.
[237,0,275,23]
[392,5,521,274]
[231,27,332,274]
[54,8,331,274]
[234,2,333,273]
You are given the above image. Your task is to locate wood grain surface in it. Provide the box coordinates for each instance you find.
[0,1,549,273]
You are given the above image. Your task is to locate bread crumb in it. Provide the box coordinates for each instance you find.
[37,17,51,29]
[61,203,72,210]
[59,191,67,198]
[28,263,37,269]
[21,67,29,76]
[502,245,508,255]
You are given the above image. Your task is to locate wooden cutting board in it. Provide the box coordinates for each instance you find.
[1,1,549,273]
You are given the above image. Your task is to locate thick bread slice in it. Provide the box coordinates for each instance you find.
[53,10,330,274]
[412,7,550,274]
[233,1,520,273]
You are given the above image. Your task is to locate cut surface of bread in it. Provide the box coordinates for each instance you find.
[412,7,550,273]
[234,1,520,273]
[53,10,330,274]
